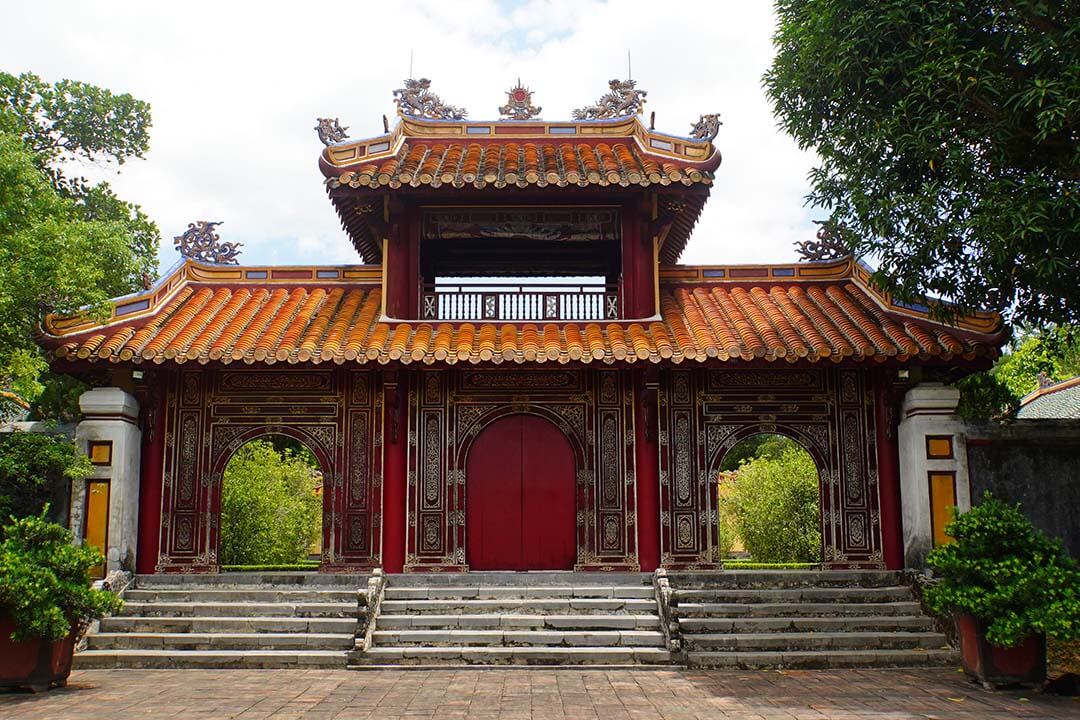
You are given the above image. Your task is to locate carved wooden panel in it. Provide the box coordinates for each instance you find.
[405,368,638,571]
[657,368,883,569]
[156,369,381,572]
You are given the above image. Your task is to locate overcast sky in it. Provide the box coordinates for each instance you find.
[1,0,820,272]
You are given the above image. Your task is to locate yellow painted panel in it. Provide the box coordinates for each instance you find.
[926,436,953,459]
[89,441,112,466]
[84,481,110,580]
[929,473,957,547]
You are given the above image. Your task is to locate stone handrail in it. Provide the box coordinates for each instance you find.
[354,569,386,653]
[653,569,683,657]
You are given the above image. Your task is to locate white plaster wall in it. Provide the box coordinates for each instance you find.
[74,388,141,574]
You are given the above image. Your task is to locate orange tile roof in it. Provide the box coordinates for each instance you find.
[320,115,720,264]
[40,261,1004,368]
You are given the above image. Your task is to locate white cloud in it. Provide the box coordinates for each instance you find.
[0,0,821,271]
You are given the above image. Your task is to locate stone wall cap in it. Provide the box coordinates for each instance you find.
[902,383,960,416]
[78,387,139,420]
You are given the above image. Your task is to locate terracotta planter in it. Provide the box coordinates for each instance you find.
[955,611,1046,688]
[0,618,76,693]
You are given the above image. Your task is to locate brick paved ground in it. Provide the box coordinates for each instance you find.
[1,668,1076,719]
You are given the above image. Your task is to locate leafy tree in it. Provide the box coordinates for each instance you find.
[0,431,92,524]
[0,71,158,409]
[721,436,822,563]
[719,433,790,471]
[766,2,1080,326]
[220,440,322,566]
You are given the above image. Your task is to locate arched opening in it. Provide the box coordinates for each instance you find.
[465,414,577,571]
[219,435,324,570]
[716,433,822,566]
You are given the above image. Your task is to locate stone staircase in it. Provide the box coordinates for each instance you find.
[669,570,957,669]
[350,572,673,667]
[75,572,366,669]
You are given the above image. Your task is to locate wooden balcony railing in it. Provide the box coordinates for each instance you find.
[422,282,620,321]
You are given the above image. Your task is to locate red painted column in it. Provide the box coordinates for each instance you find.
[381,371,407,573]
[135,373,167,575]
[874,370,904,570]
[634,370,661,571]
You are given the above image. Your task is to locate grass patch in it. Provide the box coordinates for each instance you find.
[222,563,320,572]
[722,561,819,570]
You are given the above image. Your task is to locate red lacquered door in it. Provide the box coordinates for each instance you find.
[466,414,576,570]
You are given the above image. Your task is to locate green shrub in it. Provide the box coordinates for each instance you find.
[0,431,92,522]
[721,439,821,563]
[220,440,321,566]
[925,494,1080,647]
[0,510,121,641]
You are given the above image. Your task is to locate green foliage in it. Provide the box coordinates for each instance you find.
[956,324,1080,419]
[722,561,819,570]
[220,440,322,566]
[0,71,158,410]
[765,2,1080,326]
[221,564,320,572]
[956,371,1019,421]
[0,511,122,641]
[925,494,1080,647]
[721,436,822,563]
[996,325,1080,398]
[719,433,790,471]
[0,431,91,522]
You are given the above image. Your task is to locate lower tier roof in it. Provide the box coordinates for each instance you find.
[39,259,1004,368]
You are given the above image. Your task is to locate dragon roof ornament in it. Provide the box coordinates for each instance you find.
[498,79,541,120]
[795,221,852,263]
[174,221,242,265]
[315,118,349,146]
[393,78,467,120]
[572,79,646,120]
[689,113,722,142]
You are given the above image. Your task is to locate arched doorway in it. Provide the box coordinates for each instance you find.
[218,435,324,569]
[716,433,822,565]
[465,414,576,570]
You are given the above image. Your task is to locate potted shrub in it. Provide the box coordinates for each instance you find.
[0,511,122,692]
[924,494,1080,688]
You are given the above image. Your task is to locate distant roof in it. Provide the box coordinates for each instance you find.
[1016,376,1080,419]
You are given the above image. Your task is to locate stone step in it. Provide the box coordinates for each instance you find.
[383,585,654,600]
[351,646,672,666]
[124,588,357,604]
[86,632,355,651]
[371,629,664,647]
[100,615,357,634]
[376,614,661,631]
[74,649,347,669]
[118,601,355,618]
[686,648,958,669]
[682,631,947,651]
[672,586,914,604]
[669,570,901,589]
[134,572,367,588]
[379,598,656,615]
[386,572,651,587]
[674,601,922,618]
[677,615,936,634]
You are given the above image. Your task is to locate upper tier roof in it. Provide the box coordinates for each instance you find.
[39,258,1004,369]
[320,115,721,264]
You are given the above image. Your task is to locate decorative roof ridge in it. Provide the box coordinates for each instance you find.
[40,259,383,339]
[1019,374,1080,406]
[320,115,720,178]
